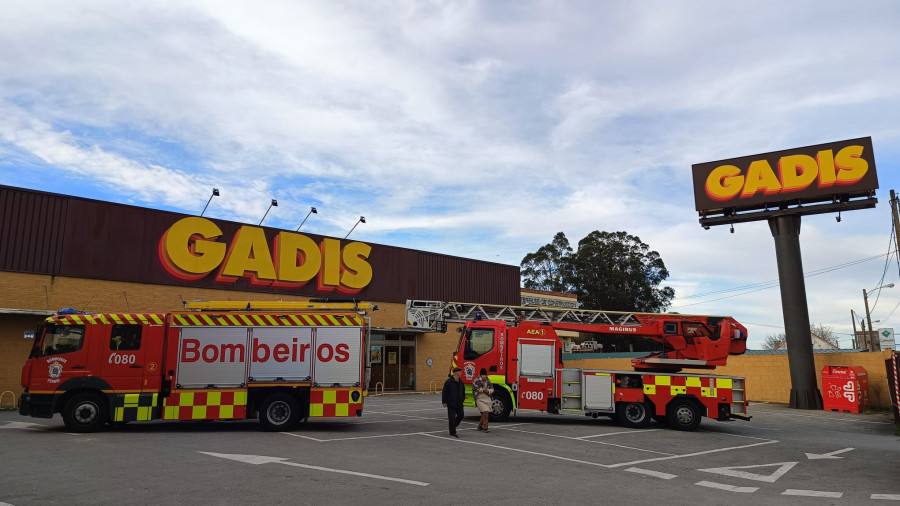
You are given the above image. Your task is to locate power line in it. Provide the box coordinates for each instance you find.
[672,251,893,309]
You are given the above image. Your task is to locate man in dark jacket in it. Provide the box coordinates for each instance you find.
[441,367,466,438]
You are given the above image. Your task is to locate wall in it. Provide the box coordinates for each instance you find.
[565,351,896,409]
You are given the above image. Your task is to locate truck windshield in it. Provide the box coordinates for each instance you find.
[37,324,86,357]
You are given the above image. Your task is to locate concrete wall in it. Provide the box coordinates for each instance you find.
[565,351,896,409]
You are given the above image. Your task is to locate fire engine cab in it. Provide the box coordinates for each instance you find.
[19,301,372,433]
[407,300,750,431]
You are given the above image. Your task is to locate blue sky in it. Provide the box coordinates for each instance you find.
[2,0,900,349]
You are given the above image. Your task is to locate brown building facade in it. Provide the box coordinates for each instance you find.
[0,185,520,404]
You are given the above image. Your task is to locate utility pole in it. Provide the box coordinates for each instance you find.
[892,190,900,261]
[851,310,858,348]
[864,288,874,350]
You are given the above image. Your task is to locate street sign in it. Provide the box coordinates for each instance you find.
[878,328,895,351]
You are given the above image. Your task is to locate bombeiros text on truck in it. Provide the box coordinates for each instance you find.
[19,300,374,432]
[406,300,750,431]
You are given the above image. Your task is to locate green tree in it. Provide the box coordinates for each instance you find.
[570,231,674,312]
[521,231,573,292]
[520,231,674,313]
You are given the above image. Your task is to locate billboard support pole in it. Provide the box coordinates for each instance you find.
[769,214,823,410]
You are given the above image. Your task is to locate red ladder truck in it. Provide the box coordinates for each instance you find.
[406,300,750,431]
[19,300,373,433]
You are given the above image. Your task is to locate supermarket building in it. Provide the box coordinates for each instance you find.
[0,185,524,400]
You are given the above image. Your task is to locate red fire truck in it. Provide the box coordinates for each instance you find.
[19,301,372,433]
[407,300,750,431]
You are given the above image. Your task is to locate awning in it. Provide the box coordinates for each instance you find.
[0,308,56,316]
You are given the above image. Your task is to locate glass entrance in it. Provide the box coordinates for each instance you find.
[369,333,416,392]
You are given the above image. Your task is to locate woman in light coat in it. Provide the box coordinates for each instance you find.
[472,368,494,432]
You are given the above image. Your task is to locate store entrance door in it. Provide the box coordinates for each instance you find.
[369,334,416,392]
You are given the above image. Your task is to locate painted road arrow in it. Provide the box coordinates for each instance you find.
[805,448,855,460]
[199,452,429,486]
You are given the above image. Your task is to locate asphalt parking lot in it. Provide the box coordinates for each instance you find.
[1,395,898,505]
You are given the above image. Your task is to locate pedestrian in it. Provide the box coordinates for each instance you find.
[473,368,494,432]
[442,366,466,438]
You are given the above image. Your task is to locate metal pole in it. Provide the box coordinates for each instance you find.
[864,289,873,351]
[851,310,858,349]
[891,189,900,260]
[769,214,822,409]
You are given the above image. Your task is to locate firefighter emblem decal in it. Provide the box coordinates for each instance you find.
[47,358,65,383]
[464,362,476,381]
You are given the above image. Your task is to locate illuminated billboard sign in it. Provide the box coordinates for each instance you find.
[693,137,877,226]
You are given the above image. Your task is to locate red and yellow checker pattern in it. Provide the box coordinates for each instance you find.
[162,389,248,420]
[171,312,364,327]
[642,374,727,399]
[50,313,166,326]
[309,388,363,417]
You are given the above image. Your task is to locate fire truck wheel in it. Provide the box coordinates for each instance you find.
[615,401,651,428]
[259,393,301,431]
[666,399,701,431]
[488,391,512,422]
[62,392,108,433]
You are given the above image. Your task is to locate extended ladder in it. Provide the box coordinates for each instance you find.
[405,299,649,332]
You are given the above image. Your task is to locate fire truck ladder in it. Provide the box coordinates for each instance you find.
[187,300,377,313]
[405,300,644,332]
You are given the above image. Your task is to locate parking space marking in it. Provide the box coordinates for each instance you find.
[421,432,616,468]
[782,489,842,498]
[696,481,758,493]
[872,494,900,500]
[504,427,674,455]
[626,467,677,479]
[577,429,661,439]
[752,409,892,425]
[606,439,778,469]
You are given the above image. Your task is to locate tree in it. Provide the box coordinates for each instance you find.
[810,323,839,347]
[520,230,674,313]
[763,333,786,350]
[570,231,674,312]
[521,232,573,292]
[762,324,838,350]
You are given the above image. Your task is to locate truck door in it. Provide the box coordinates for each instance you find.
[459,321,506,383]
[516,338,556,411]
[28,323,89,391]
[100,323,165,392]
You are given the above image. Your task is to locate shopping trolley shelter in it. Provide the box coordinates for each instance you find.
[1,394,897,504]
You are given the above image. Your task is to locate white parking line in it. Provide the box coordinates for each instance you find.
[505,427,673,455]
[696,481,758,493]
[625,467,677,479]
[421,432,616,468]
[607,439,779,469]
[577,429,661,439]
[872,494,900,500]
[782,489,842,498]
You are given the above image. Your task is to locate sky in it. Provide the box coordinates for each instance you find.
[2,0,900,349]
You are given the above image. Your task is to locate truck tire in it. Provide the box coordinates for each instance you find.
[259,393,301,431]
[62,392,108,433]
[666,399,701,431]
[615,401,651,429]
[489,391,512,422]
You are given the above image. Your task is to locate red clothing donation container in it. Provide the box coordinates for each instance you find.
[821,366,869,413]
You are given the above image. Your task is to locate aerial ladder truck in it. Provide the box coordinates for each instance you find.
[406,300,750,431]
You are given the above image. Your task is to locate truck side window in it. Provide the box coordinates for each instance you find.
[110,324,142,351]
[41,325,85,356]
[464,329,494,360]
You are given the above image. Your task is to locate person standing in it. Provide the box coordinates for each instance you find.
[442,367,466,438]
[473,368,494,432]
